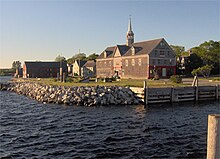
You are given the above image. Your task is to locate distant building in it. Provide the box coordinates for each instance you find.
[96,18,176,79]
[81,60,96,77]
[14,68,23,78]
[72,60,86,76]
[23,61,67,78]
[67,64,73,74]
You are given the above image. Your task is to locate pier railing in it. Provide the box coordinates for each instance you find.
[130,84,220,105]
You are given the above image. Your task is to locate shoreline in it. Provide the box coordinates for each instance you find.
[1,82,141,106]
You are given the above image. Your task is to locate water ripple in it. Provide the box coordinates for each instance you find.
[0,89,219,158]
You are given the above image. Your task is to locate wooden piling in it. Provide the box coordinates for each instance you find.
[143,80,148,106]
[171,86,174,103]
[216,84,219,100]
[63,72,66,83]
[195,86,199,101]
[207,114,220,159]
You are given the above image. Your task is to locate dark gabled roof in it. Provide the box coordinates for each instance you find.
[24,61,67,69]
[117,45,130,56]
[75,60,87,67]
[123,38,163,56]
[97,38,164,59]
[83,60,96,67]
[97,46,115,59]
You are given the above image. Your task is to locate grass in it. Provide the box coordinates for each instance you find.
[11,77,191,88]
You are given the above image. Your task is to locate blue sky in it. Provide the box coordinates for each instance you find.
[0,0,219,68]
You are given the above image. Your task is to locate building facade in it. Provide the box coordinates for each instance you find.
[23,61,67,78]
[72,60,86,76]
[96,18,176,79]
[81,60,96,78]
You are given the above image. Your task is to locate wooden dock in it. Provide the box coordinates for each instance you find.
[130,85,220,105]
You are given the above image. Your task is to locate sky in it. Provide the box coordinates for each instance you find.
[0,0,219,68]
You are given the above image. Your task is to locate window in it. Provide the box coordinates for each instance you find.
[131,47,135,55]
[152,59,155,65]
[164,59,167,65]
[167,51,170,56]
[160,50,165,57]
[158,59,161,65]
[160,42,165,46]
[138,58,142,66]
[132,59,135,66]
[125,60,128,67]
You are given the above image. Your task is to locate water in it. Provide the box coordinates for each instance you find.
[0,77,219,158]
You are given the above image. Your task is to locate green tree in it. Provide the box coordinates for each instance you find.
[55,55,66,62]
[12,61,21,69]
[72,53,86,61]
[170,45,186,75]
[191,65,213,77]
[67,53,87,64]
[186,53,203,75]
[170,45,185,59]
[86,53,99,61]
[191,40,220,74]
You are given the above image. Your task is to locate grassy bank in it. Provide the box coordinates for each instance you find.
[12,77,191,88]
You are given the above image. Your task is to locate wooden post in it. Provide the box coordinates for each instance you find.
[143,80,147,89]
[63,72,66,83]
[57,73,59,81]
[195,86,199,102]
[143,80,148,106]
[60,67,63,82]
[207,114,220,159]
[216,84,219,100]
[171,86,174,103]
[195,77,198,101]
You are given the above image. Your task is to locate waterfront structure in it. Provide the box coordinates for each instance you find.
[23,61,67,78]
[96,18,176,79]
[81,60,96,78]
[72,60,86,76]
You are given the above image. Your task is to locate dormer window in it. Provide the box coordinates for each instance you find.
[131,47,135,55]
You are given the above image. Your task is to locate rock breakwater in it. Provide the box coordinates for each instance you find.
[3,82,141,106]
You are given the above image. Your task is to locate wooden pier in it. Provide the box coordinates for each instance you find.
[130,84,220,105]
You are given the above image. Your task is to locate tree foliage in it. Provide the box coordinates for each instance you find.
[191,65,213,77]
[191,40,220,65]
[191,40,220,74]
[186,53,203,75]
[12,61,21,69]
[67,53,98,64]
[73,53,87,60]
[85,53,99,61]
[170,45,185,58]
[55,55,66,62]
[67,53,86,64]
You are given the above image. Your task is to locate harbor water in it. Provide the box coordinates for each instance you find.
[0,76,219,158]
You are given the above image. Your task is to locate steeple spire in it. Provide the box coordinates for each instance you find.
[128,15,132,32]
[126,15,134,46]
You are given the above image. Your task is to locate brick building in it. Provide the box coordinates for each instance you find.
[23,61,67,78]
[96,18,176,79]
